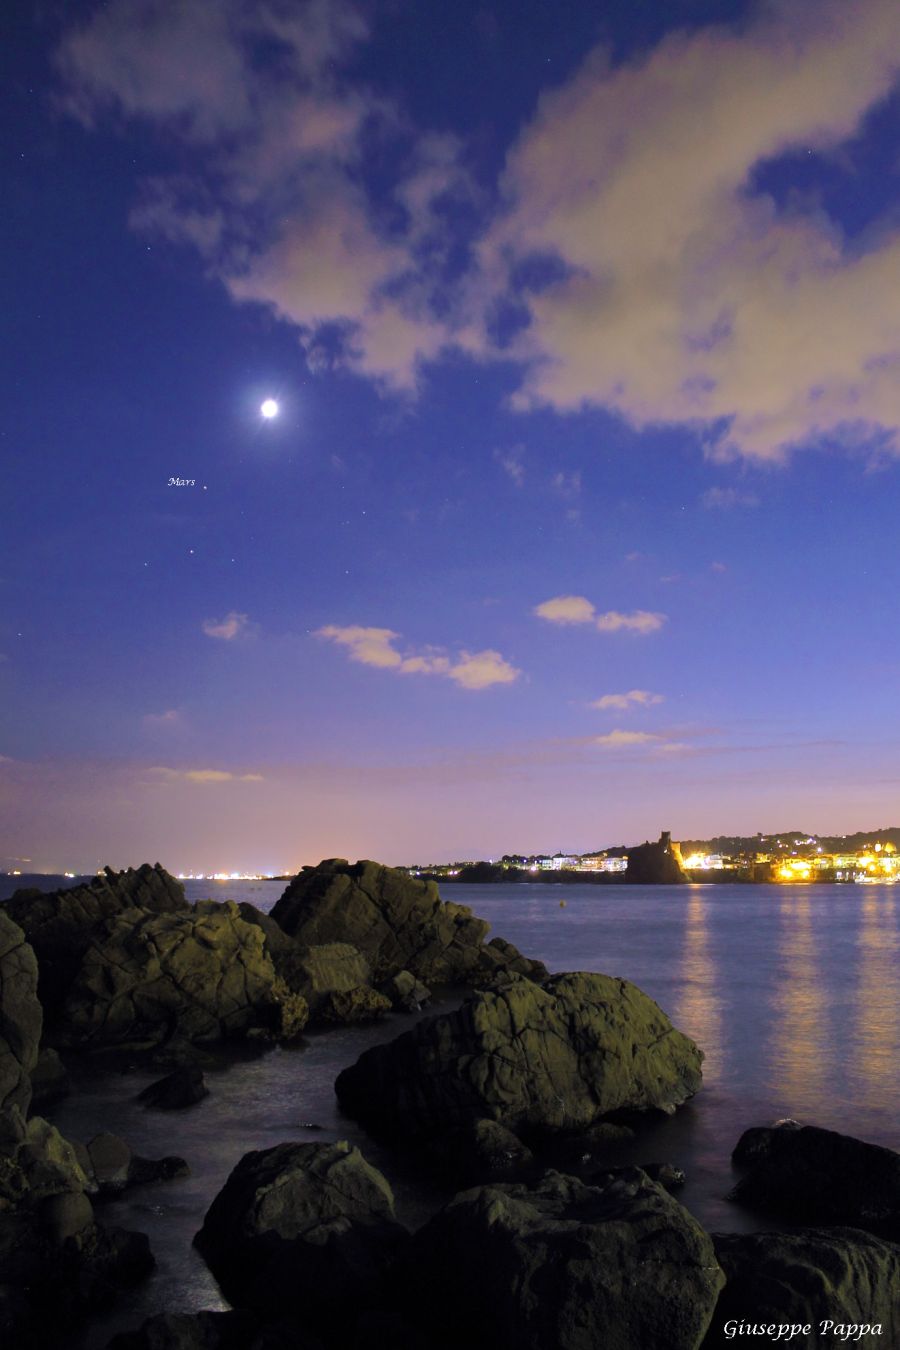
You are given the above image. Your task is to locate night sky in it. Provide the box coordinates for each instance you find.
[4,0,900,873]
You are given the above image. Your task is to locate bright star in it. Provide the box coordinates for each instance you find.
[260,398,279,419]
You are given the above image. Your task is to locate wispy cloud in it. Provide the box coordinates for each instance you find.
[150,766,263,784]
[143,709,181,728]
[202,611,250,640]
[315,625,520,690]
[591,690,664,711]
[551,470,581,499]
[593,730,659,748]
[701,487,760,509]
[494,446,525,487]
[535,596,665,634]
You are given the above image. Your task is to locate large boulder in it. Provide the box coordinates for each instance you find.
[194,1140,409,1327]
[410,1167,724,1350]
[107,1310,259,1350]
[335,972,703,1147]
[0,912,41,1116]
[730,1122,900,1236]
[59,902,307,1051]
[270,859,546,986]
[4,864,187,1019]
[704,1228,900,1348]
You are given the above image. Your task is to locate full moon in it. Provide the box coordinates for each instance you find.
[260,398,279,419]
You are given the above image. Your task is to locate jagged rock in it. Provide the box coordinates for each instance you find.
[0,911,42,1116]
[194,1140,409,1325]
[730,1122,900,1235]
[4,864,188,1020]
[426,1118,534,1188]
[59,902,307,1051]
[382,970,432,1013]
[271,859,546,986]
[291,943,389,1023]
[138,1065,209,1110]
[107,1310,265,1350]
[29,1047,70,1108]
[0,1110,92,1206]
[410,1167,724,1350]
[625,831,687,884]
[704,1228,900,1348]
[39,1189,94,1241]
[336,972,702,1147]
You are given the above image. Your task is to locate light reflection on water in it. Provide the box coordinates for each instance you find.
[7,877,900,1340]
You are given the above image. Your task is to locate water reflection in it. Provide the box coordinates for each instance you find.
[674,888,723,1080]
[768,892,828,1112]
[853,892,900,1112]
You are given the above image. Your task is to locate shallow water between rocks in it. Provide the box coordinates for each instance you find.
[5,876,900,1346]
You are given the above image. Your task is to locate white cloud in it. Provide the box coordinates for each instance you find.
[594,730,659,748]
[143,709,180,727]
[701,487,759,509]
[591,690,663,711]
[202,611,249,640]
[534,595,596,624]
[595,610,666,634]
[150,766,263,784]
[316,625,520,690]
[494,446,525,486]
[487,0,900,461]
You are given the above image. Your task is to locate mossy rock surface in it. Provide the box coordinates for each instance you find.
[0,912,41,1116]
[336,971,703,1145]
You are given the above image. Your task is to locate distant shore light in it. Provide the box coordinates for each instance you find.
[260,398,279,419]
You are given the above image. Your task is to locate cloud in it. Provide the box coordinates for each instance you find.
[202,611,249,640]
[551,470,581,498]
[595,609,666,634]
[486,0,900,461]
[591,690,663,711]
[494,446,525,486]
[316,625,520,690]
[143,709,180,727]
[150,766,263,784]
[533,595,596,624]
[701,487,760,509]
[593,730,659,749]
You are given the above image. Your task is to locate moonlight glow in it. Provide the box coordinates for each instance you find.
[260,398,279,419]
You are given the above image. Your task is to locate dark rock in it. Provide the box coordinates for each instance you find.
[426,1118,534,1188]
[138,1065,210,1110]
[271,859,546,986]
[291,943,390,1023]
[127,1153,190,1187]
[29,1047,70,1108]
[704,1228,900,1349]
[4,864,187,1019]
[0,911,42,1115]
[382,969,432,1012]
[59,902,308,1051]
[626,831,688,884]
[730,1122,900,1235]
[194,1140,409,1326]
[336,972,703,1147]
[0,1111,92,1206]
[640,1161,686,1190]
[88,1132,132,1191]
[410,1167,724,1350]
[38,1189,94,1241]
[107,1309,258,1350]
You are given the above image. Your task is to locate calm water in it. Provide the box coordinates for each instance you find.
[4,875,900,1343]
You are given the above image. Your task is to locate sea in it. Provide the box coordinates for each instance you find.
[3,875,899,1346]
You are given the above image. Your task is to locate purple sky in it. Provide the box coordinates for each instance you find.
[3,0,900,872]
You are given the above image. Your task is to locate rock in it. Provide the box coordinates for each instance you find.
[194,1140,409,1325]
[138,1065,210,1110]
[410,1167,724,1350]
[4,864,187,1019]
[625,831,687,884]
[382,970,432,1013]
[126,1153,190,1187]
[426,1118,534,1188]
[640,1161,686,1190]
[29,1047,70,1108]
[289,943,390,1024]
[59,902,307,1051]
[88,1132,132,1191]
[336,972,702,1147]
[730,1122,900,1235]
[271,859,546,986]
[704,1228,900,1349]
[0,1112,92,1206]
[39,1189,94,1241]
[0,911,42,1116]
[107,1309,258,1350]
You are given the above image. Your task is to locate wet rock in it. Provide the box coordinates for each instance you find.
[4,864,187,1019]
[336,972,702,1147]
[138,1065,209,1110]
[704,1228,900,1349]
[38,1189,94,1241]
[410,1167,724,1350]
[88,1132,132,1192]
[107,1309,258,1350]
[382,970,432,1013]
[59,902,307,1051]
[0,911,42,1116]
[730,1122,900,1235]
[426,1118,534,1188]
[194,1140,410,1326]
[29,1047,70,1109]
[640,1161,686,1190]
[292,943,389,1023]
[0,1111,92,1206]
[271,859,546,986]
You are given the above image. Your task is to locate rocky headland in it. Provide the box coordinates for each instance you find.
[2,861,897,1349]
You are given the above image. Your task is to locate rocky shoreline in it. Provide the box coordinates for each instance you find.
[1,861,896,1348]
